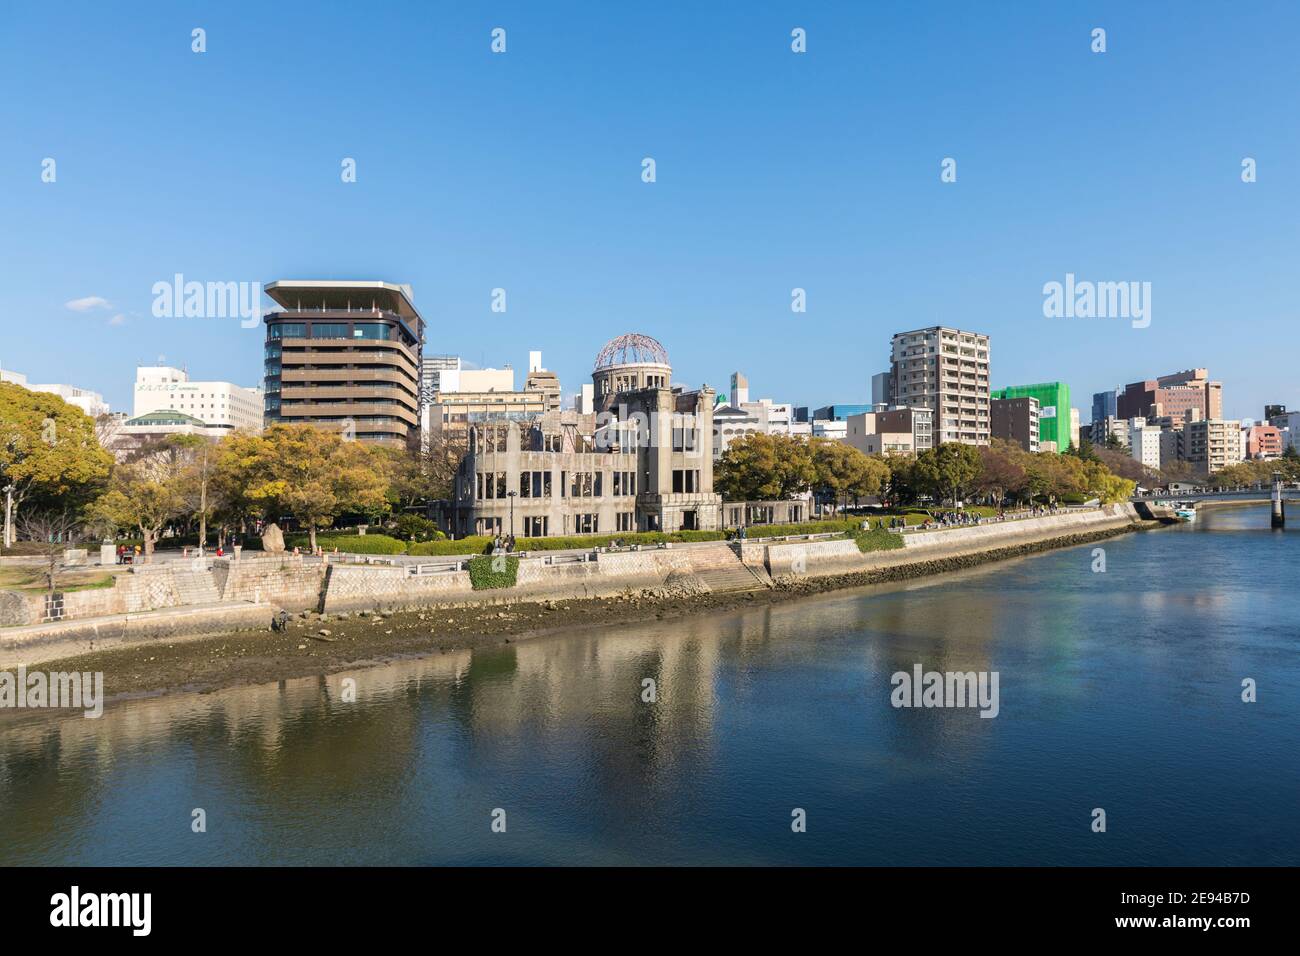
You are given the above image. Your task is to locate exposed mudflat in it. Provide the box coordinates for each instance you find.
[11,523,1143,710]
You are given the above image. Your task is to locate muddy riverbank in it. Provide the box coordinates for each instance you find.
[7,522,1147,709]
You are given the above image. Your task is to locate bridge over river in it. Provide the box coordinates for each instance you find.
[1131,479,1297,527]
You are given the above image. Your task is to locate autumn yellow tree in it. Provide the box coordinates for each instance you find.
[88,462,186,561]
[0,383,112,548]
[215,424,389,551]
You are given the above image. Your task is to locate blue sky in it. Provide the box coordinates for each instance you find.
[2,1,1296,421]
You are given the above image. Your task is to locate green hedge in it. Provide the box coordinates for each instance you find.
[738,519,863,537]
[409,536,495,556]
[296,533,409,555]
[468,555,518,590]
[515,530,726,551]
[410,529,729,555]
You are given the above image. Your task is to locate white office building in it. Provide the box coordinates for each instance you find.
[0,367,110,416]
[132,366,263,433]
[1129,422,1162,470]
[712,372,809,459]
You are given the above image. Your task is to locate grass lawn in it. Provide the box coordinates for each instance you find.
[872,505,1002,525]
[0,566,121,592]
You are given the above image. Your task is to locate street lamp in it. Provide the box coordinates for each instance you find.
[506,491,517,538]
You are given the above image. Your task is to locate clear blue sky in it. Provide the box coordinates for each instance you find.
[3,1,1296,421]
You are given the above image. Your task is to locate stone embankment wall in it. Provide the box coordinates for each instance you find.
[0,555,327,629]
[213,555,326,610]
[0,507,1142,665]
[321,549,697,613]
[0,602,275,669]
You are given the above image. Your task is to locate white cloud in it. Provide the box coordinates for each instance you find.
[108,313,127,326]
[65,295,112,312]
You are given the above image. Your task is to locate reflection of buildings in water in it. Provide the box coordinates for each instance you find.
[0,651,473,848]
[454,621,725,794]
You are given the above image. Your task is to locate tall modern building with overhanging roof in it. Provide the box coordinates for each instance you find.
[991,381,1071,452]
[262,280,424,446]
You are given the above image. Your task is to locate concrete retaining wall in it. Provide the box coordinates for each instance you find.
[321,564,476,612]
[0,602,277,669]
[764,538,865,577]
[744,505,1139,581]
[213,555,326,610]
[892,503,1136,557]
[320,548,698,613]
[0,507,1143,661]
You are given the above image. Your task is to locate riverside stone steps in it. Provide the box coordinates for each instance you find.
[684,545,770,593]
[170,568,222,605]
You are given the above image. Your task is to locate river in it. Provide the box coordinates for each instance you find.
[1,505,1296,865]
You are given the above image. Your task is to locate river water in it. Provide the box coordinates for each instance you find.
[1,506,1296,865]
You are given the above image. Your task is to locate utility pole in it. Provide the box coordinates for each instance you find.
[507,490,516,538]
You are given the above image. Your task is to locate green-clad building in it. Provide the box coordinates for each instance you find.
[991,382,1071,451]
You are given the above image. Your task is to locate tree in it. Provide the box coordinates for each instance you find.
[1159,459,1198,484]
[373,427,468,512]
[169,434,221,550]
[1024,451,1087,503]
[1092,445,1149,484]
[421,427,470,502]
[1071,438,1100,462]
[0,383,112,548]
[215,424,389,551]
[16,508,83,596]
[880,455,921,507]
[715,433,816,502]
[1082,460,1136,503]
[974,439,1028,505]
[88,462,186,561]
[809,439,890,512]
[912,443,982,507]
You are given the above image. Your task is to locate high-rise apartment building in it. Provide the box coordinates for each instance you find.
[262,280,424,446]
[890,327,990,445]
[990,396,1040,452]
[1184,419,1242,476]
[1245,425,1283,459]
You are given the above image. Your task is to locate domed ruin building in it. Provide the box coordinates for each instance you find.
[445,333,722,537]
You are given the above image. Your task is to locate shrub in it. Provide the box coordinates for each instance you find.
[736,519,863,538]
[409,536,494,556]
[852,525,905,553]
[468,554,518,589]
[298,533,408,555]
[392,514,443,542]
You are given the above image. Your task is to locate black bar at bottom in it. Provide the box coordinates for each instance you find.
[0,866,1282,940]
